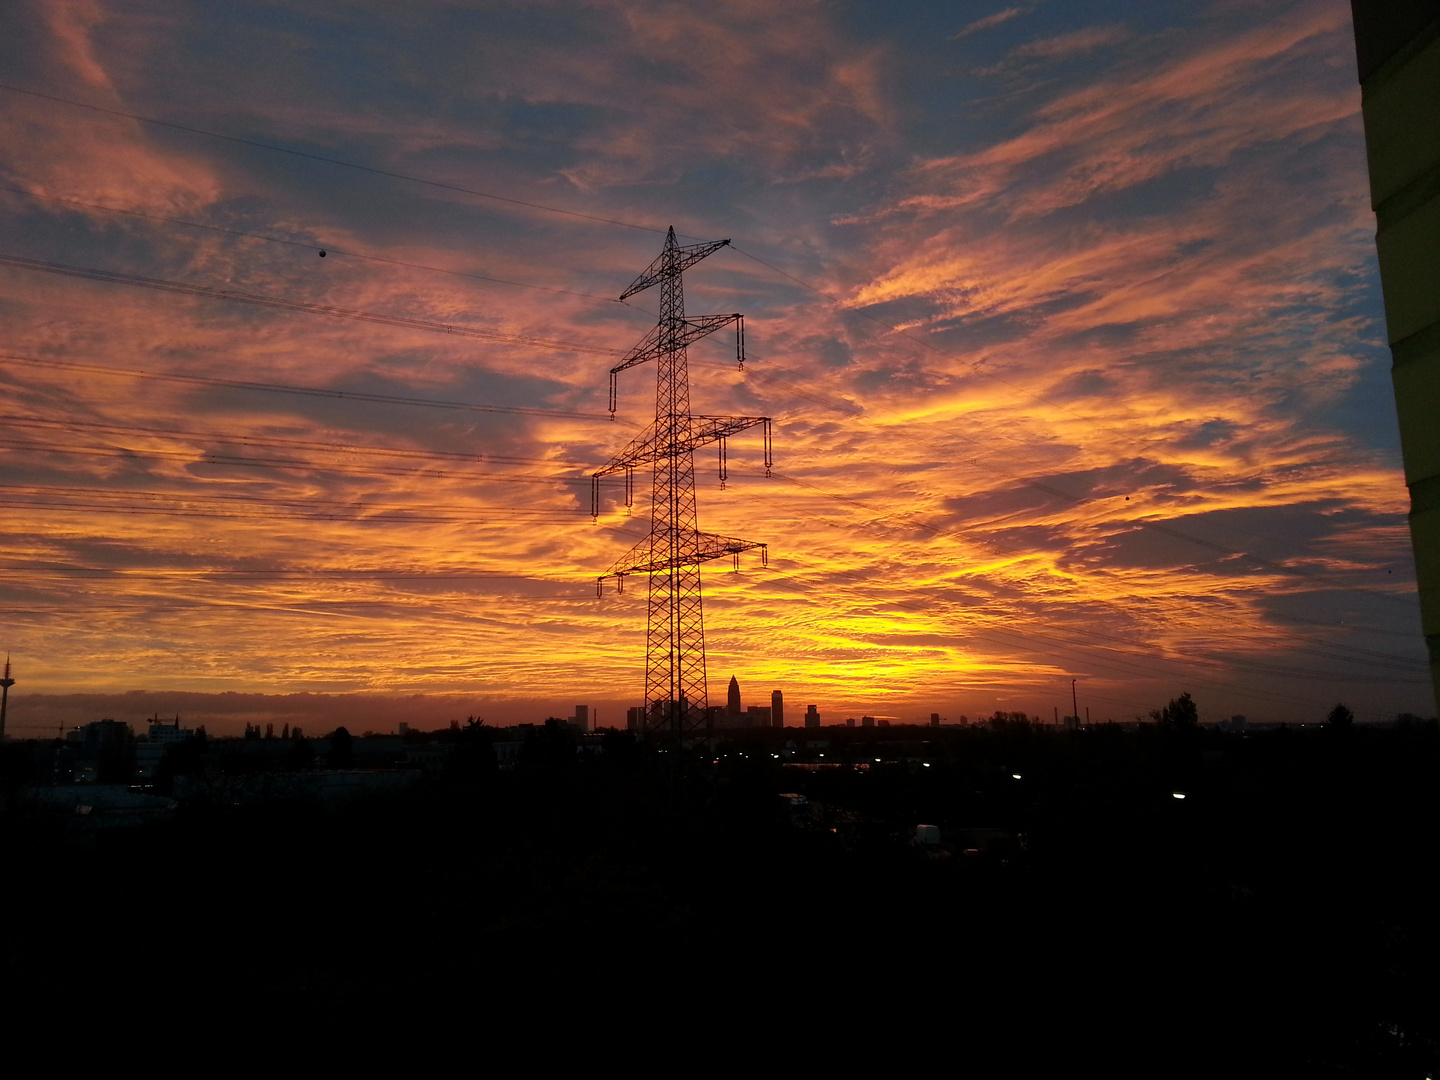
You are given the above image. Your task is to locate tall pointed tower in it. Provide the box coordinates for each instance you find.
[0,656,14,743]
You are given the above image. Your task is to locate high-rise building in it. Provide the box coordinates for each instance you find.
[862,716,875,728]
[727,675,741,716]
[930,713,940,727]
[805,705,820,729]
[573,705,590,732]
[772,690,784,728]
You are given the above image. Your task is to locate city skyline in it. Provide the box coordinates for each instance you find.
[0,0,1429,730]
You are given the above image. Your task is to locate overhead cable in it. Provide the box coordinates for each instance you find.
[0,82,666,235]
[0,253,621,356]
[0,182,627,304]
[0,353,634,425]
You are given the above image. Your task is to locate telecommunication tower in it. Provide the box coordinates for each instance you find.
[0,656,13,743]
[592,228,772,745]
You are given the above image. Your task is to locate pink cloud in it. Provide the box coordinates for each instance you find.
[950,8,1029,41]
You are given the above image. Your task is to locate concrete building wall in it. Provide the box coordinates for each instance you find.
[1351,1,1440,710]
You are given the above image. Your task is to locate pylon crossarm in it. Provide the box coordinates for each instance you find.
[610,313,742,376]
[594,415,768,479]
[619,237,730,300]
[601,530,766,579]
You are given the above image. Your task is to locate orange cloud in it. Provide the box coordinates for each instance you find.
[0,0,1425,733]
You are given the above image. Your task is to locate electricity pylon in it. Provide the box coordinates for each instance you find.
[592,227,771,745]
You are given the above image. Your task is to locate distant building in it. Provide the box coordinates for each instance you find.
[65,719,136,784]
[68,718,132,750]
[846,716,856,728]
[747,705,771,726]
[627,706,642,731]
[805,705,820,729]
[772,690,784,728]
[495,741,524,769]
[402,743,451,772]
[147,716,192,744]
[862,716,875,728]
[573,705,590,732]
[727,675,741,716]
[930,713,940,727]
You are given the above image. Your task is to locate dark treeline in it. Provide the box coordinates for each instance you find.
[2,717,1436,1071]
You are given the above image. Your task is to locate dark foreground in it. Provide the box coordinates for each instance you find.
[3,720,1436,1072]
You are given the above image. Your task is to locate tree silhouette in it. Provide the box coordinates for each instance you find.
[1327,703,1355,728]
[1151,692,1199,730]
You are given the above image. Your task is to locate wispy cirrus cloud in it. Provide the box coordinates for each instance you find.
[0,0,1424,732]
[1008,24,1130,61]
[950,6,1029,41]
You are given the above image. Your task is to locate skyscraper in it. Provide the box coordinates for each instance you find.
[772,690,784,729]
[727,675,741,716]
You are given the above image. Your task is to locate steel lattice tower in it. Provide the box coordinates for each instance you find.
[592,228,771,745]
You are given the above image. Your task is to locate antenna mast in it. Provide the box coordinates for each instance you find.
[593,228,772,746]
[0,656,13,744]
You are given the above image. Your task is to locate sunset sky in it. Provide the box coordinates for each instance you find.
[0,0,1430,734]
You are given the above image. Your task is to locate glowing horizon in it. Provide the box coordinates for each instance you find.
[0,0,1427,734]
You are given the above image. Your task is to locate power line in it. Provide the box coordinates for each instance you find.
[762,468,1414,609]
[728,243,1413,582]
[24,233,1388,620]
[0,182,629,304]
[0,566,583,580]
[2,84,1414,702]
[1,81,1384,587]
[0,482,579,524]
[0,82,666,235]
[695,473,1425,673]
[0,437,593,486]
[0,353,635,425]
[736,558,1421,715]
[732,241,1181,454]
[1,98,1384,591]
[0,501,571,525]
[5,368,1405,702]
[0,414,594,468]
[0,253,623,356]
